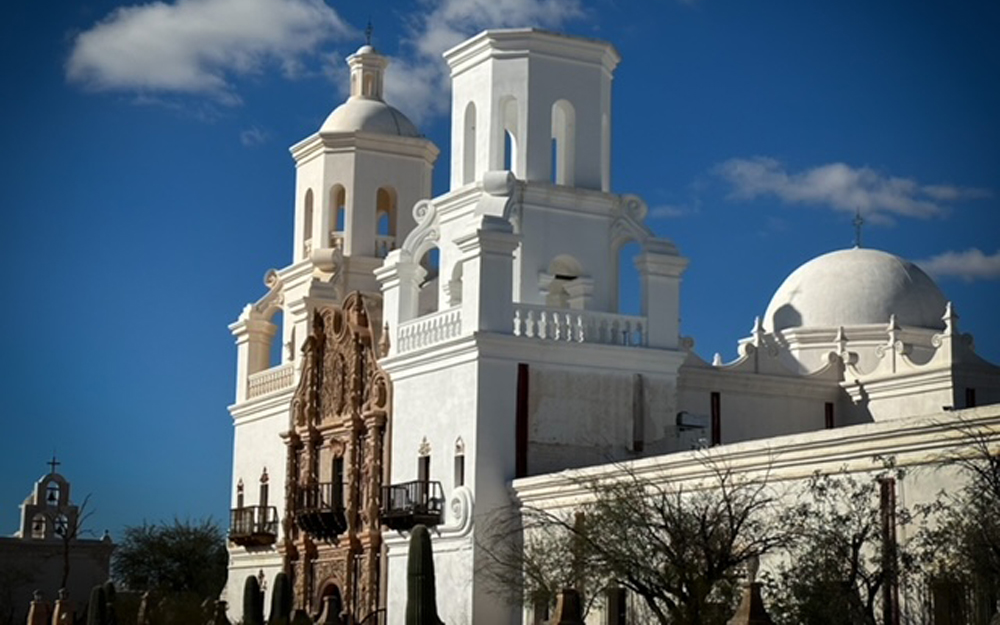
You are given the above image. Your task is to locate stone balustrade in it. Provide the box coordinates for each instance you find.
[396,307,462,354]
[513,304,647,347]
[247,362,295,399]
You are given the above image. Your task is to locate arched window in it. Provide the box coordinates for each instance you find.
[53,514,69,537]
[363,73,374,97]
[501,97,518,176]
[616,241,642,315]
[417,247,440,316]
[236,479,245,509]
[31,514,47,539]
[330,185,346,249]
[303,189,314,257]
[45,481,61,506]
[375,186,397,258]
[551,100,576,186]
[463,102,476,185]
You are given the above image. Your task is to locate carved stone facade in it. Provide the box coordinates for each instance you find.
[283,292,390,620]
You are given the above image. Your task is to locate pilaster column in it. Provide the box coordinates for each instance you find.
[635,243,689,349]
[375,250,424,356]
[455,216,520,334]
[230,312,278,402]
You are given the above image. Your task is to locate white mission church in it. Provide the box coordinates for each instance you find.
[223,28,1000,624]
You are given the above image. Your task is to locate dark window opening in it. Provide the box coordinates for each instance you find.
[516,363,529,478]
[825,402,835,429]
[333,456,345,510]
[965,387,977,409]
[418,455,430,483]
[454,455,465,487]
[710,392,721,446]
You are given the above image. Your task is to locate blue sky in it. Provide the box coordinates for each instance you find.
[1,0,998,539]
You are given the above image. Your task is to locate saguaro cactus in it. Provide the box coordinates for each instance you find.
[268,572,292,625]
[243,576,265,625]
[208,600,231,625]
[103,581,118,625]
[405,524,443,625]
[86,585,107,625]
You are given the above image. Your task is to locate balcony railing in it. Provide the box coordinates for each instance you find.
[513,304,647,347]
[247,363,294,399]
[396,307,462,354]
[380,480,444,531]
[294,482,347,540]
[229,505,278,547]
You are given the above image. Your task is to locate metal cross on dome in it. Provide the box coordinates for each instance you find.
[853,208,865,248]
[47,455,60,474]
[365,19,373,46]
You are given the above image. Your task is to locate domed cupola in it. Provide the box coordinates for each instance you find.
[319,44,421,138]
[763,247,948,333]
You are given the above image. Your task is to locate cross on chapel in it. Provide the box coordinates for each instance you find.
[47,455,60,474]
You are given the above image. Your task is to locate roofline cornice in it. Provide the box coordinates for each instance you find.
[444,28,621,79]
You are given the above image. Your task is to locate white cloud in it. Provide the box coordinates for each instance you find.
[648,204,689,219]
[410,0,584,58]
[716,157,991,222]
[239,125,268,146]
[67,0,352,102]
[916,249,1000,282]
[376,0,584,123]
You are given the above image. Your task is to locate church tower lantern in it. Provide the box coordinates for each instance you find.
[290,44,439,291]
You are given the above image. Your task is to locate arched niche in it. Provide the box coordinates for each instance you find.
[417,246,441,316]
[303,189,315,256]
[615,240,643,315]
[330,184,347,248]
[376,186,397,258]
[545,254,584,308]
[500,96,519,176]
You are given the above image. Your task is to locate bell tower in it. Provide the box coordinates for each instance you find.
[290,44,439,292]
[445,28,619,191]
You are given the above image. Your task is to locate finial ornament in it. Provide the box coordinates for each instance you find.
[364,19,373,46]
[47,454,61,474]
[853,207,864,248]
[943,301,958,335]
[751,316,764,346]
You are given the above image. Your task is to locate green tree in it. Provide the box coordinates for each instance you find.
[112,519,227,598]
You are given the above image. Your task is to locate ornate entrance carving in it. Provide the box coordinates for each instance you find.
[283,292,391,621]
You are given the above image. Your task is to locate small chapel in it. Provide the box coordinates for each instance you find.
[0,459,113,624]
[223,28,1000,624]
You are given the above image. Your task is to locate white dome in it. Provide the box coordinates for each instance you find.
[763,248,947,333]
[319,98,420,137]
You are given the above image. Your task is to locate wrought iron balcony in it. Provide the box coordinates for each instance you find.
[229,505,279,547]
[295,482,347,540]
[380,480,444,531]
